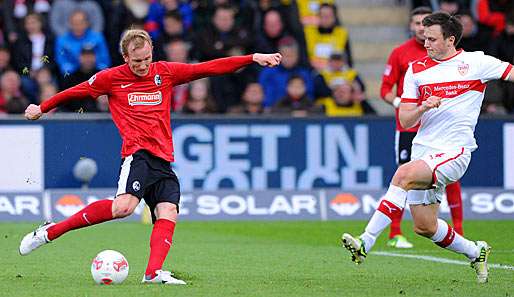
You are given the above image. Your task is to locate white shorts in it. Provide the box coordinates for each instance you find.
[407,145,471,205]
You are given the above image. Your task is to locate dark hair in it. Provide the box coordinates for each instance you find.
[422,12,463,45]
[288,74,305,83]
[319,3,341,25]
[164,10,182,22]
[410,6,432,20]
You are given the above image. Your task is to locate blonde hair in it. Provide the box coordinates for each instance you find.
[119,29,152,57]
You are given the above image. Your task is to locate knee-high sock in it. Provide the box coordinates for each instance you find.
[361,184,407,252]
[145,219,176,278]
[47,200,113,241]
[388,207,405,239]
[446,182,463,235]
[431,219,478,260]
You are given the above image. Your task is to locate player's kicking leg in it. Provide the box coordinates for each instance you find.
[19,197,136,256]
[19,222,55,255]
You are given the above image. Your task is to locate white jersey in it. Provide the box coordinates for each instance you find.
[401,50,512,151]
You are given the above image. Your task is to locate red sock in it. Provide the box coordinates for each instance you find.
[388,207,405,239]
[145,219,176,278]
[446,182,463,235]
[47,200,113,241]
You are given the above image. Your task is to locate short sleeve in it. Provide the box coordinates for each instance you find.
[400,65,418,103]
[477,53,512,82]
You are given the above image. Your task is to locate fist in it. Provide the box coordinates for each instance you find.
[421,96,442,111]
[253,53,282,67]
[25,104,43,120]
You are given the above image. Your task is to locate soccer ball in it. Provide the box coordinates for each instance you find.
[91,250,129,285]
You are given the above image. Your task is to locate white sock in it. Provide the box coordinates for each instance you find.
[431,219,479,260]
[360,184,407,252]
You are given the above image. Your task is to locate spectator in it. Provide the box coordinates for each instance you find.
[303,3,353,70]
[259,36,330,108]
[0,70,29,114]
[2,0,51,44]
[49,0,104,37]
[193,5,252,61]
[438,0,461,15]
[488,12,514,113]
[320,52,365,94]
[145,0,193,40]
[457,11,493,53]
[34,66,58,90]
[254,9,289,54]
[11,13,55,74]
[294,0,336,26]
[154,11,189,61]
[11,12,56,104]
[316,81,375,117]
[108,0,150,66]
[54,9,111,75]
[181,79,218,114]
[473,0,513,36]
[58,47,100,112]
[39,83,57,110]
[163,39,191,111]
[193,4,254,112]
[271,75,321,116]
[228,82,266,114]
[0,47,13,74]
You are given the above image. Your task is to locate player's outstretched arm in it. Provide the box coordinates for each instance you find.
[252,53,282,67]
[25,104,43,121]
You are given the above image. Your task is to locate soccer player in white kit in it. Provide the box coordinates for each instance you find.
[341,12,514,283]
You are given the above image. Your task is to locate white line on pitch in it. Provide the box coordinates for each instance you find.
[372,251,514,271]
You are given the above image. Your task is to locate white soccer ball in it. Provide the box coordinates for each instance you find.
[91,250,129,285]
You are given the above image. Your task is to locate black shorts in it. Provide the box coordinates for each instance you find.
[116,150,180,222]
[395,131,417,165]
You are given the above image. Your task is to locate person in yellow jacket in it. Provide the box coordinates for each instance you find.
[317,80,375,117]
[303,3,353,70]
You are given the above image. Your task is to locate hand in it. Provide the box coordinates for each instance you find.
[25,104,43,120]
[253,53,282,67]
[420,96,442,112]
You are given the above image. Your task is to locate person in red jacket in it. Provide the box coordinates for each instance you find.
[18,29,282,285]
[380,7,464,248]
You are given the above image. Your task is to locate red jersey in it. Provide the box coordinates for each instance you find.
[41,55,254,161]
[380,37,426,132]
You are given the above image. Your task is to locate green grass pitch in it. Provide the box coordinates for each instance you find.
[1,221,513,297]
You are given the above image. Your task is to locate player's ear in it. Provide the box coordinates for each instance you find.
[448,35,455,46]
[123,54,129,63]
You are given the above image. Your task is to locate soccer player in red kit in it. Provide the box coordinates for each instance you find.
[19,29,282,285]
[380,7,464,249]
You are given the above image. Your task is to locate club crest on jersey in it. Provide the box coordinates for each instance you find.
[88,74,97,85]
[128,91,162,106]
[421,86,432,99]
[458,63,469,76]
[154,74,162,86]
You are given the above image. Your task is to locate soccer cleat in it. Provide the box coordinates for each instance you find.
[142,270,186,285]
[386,235,414,249]
[470,241,491,284]
[19,222,55,255]
[341,233,367,264]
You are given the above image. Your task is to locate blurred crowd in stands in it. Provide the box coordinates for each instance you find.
[0,0,512,117]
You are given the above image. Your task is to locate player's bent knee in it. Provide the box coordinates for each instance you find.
[413,222,437,238]
[392,165,416,190]
[155,202,178,221]
[112,194,139,218]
